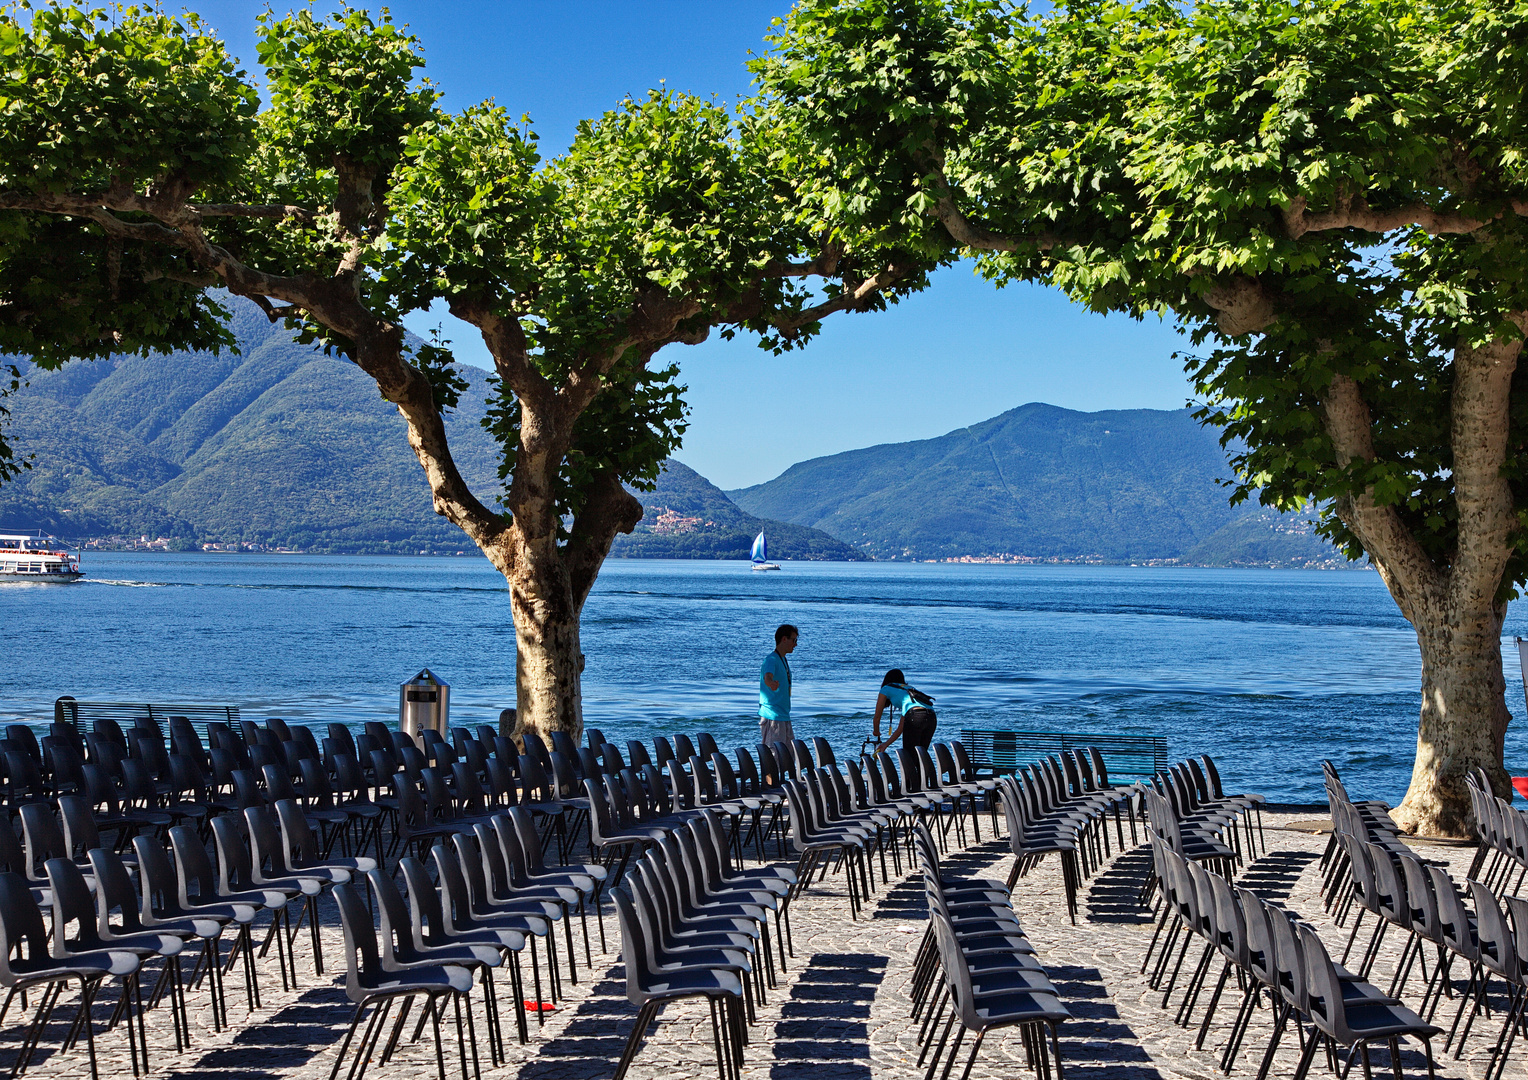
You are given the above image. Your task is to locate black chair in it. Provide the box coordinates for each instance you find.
[368,866,503,1068]
[1298,921,1439,1080]
[611,885,745,1080]
[44,858,164,1075]
[165,826,266,1012]
[331,882,479,1080]
[0,871,142,1080]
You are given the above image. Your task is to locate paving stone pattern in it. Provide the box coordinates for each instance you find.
[0,812,1506,1079]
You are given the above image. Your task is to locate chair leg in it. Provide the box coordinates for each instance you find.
[613,1000,658,1080]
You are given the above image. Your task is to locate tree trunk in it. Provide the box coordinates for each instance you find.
[1392,603,1512,836]
[507,549,584,750]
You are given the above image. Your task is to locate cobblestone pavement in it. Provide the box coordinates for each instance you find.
[0,811,1506,1080]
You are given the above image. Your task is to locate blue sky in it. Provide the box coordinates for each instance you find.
[187,0,1196,489]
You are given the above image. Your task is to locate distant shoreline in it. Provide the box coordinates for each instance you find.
[45,547,1370,570]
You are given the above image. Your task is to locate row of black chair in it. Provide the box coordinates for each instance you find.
[1146,836,1442,1080]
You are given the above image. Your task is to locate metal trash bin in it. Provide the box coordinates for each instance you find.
[399,668,450,745]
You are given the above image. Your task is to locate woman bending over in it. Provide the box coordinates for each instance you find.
[872,668,937,753]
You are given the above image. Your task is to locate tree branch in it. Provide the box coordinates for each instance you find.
[190,202,317,224]
[565,470,645,612]
[1283,193,1528,240]
[1201,276,1280,336]
[772,264,911,335]
[1447,313,1528,611]
[1321,372,1443,624]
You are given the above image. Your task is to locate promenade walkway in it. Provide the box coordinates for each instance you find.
[0,813,1493,1080]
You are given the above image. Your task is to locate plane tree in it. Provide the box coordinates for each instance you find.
[758,0,1528,834]
[0,5,920,745]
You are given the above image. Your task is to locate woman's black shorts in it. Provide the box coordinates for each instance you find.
[902,707,938,750]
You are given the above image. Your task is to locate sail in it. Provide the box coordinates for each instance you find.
[751,531,767,563]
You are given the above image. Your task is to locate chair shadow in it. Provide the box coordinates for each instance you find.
[1236,849,1318,902]
[1043,964,1169,1080]
[1084,846,1155,925]
[770,951,887,1079]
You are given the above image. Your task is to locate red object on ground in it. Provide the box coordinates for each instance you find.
[1512,777,1528,801]
[524,1001,556,1013]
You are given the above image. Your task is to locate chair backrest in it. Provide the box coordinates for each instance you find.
[57,795,101,859]
[1297,921,1348,1038]
[334,882,382,998]
[1266,905,1310,1011]
[45,855,105,950]
[274,798,321,863]
[611,886,654,999]
[291,725,322,762]
[1504,893,1528,980]
[1398,851,1441,944]
[399,855,448,946]
[261,763,298,804]
[18,802,66,881]
[94,717,128,749]
[755,744,780,788]
[536,749,571,798]
[1234,886,1277,987]
[86,846,147,937]
[244,805,296,881]
[131,832,184,921]
[209,813,257,892]
[1469,879,1515,978]
[0,871,52,979]
[168,825,219,906]
[1364,841,1408,925]
[1427,864,1477,958]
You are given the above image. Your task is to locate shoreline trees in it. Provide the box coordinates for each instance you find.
[759,0,1528,835]
[0,5,922,746]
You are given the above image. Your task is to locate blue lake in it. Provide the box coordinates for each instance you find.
[4,553,1527,805]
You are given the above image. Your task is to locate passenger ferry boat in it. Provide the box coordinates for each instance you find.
[0,534,84,582]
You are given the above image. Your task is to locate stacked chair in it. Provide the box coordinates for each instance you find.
[909,823,1069,1080]
[1143,825,1442,1080]
[997,748,1146,923]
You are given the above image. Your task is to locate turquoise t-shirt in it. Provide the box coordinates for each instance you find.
[760,651,791,721]
[880,683,927,715]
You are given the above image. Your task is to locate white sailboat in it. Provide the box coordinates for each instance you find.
[750,530,780,571]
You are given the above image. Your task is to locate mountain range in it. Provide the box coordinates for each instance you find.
[729,403,1343,567]
[0,295,1345,567]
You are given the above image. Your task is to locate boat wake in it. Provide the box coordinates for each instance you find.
[87,579,168,588]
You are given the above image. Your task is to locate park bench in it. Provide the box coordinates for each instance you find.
[52,696,241,739]
[959,727,1168,782]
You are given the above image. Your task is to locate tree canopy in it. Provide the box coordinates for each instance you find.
[0,2,924,740]
[757,0,1528,834]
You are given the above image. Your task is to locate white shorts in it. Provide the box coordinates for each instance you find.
[759,719,794,747]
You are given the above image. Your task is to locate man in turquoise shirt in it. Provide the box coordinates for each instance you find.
[759,623,798,748]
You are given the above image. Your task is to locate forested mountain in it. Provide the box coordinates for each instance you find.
[1,297,1344,565]
[729,403,1346,567]
[0,296,849,557]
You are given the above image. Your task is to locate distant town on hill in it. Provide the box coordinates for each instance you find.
[0,297,1349,567]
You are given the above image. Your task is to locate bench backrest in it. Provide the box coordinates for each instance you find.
[54,697,241,740]
[959,728,1167,780]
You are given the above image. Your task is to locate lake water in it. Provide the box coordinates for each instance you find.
[4,554,1528,805]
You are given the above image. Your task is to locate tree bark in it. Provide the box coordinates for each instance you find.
[507,543,585,751]
[1319,322,1523,836]
[1397,609,1512,835]
[1388,323,1524,834]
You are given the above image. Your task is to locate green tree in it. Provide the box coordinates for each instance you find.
[759,0,1528,835]
[0,4,917,745]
